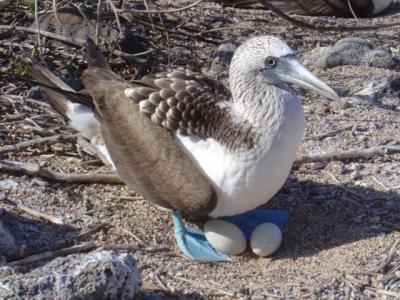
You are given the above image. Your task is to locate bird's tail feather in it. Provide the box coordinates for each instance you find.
[85,38,110,70]
[29,60,75,119]
[28,60,93,109]
[28,60,100,140]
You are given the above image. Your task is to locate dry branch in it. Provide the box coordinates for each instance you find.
[0,25,149,63]
[77,135,110,166]
[101,243,170,253]
[307,125,354,141]
[296,145,400,164]
[2,197,65,225]
[0,133,78,155]
[0,159,124,184]
[6,242,97,266]
[117,0,203,14]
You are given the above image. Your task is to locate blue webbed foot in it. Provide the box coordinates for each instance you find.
[221,209,290,240]
[172,211,230,261]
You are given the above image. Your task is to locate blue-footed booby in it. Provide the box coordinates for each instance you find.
[30,36,338,260]
[218,0,393,17]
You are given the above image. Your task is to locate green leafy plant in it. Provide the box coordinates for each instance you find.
[9,57,29,76]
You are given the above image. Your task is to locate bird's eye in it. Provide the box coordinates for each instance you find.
[265,57,277,68]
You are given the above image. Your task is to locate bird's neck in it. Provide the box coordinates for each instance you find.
[229,72,296,133]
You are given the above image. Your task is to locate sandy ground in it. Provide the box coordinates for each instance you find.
[1,1,400,299]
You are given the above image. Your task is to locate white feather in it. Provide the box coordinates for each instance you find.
[66,102,116,169]
[175,92,305,218]
[67,102,100,140]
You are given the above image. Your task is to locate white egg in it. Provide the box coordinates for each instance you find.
[250,223,282,257]
[204,220,247,255]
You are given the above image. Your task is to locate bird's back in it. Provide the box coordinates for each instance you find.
[82,40,217,216]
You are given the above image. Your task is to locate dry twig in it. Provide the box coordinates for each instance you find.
[1,197,65,225]
[0,25,149,63]
[0,133,78,155]
[370,239,400,273]
[117,0,203,14]
[101,243,170,253]
[0,159,124,184]
[34,0,42,54]
[307,125,354,141]
[6,242,97,266]
[76,135,111,166]
[296,145,400,165]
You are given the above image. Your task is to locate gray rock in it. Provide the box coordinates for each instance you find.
[0,250,141,299]
[356,73,400,100]
[315,37,400,70]
[0,221,15,255]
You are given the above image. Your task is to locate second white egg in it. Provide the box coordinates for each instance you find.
[250,223,282,257]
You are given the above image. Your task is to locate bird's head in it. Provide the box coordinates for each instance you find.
[230,36,339,101]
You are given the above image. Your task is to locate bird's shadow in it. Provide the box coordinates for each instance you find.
[261,177,400,259]
[1,211,78,258]
[2,176,399,263]
[381,1,400,17]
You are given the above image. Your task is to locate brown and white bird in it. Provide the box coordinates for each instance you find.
[217,0,393,17]
[31,36,338,260]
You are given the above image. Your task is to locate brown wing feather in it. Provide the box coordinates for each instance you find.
[82,67,217,216]
[126,72,232,136]
[218,0,374,17]
[269,0,348,16]
[125,72,256,150]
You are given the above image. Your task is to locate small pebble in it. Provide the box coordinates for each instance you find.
[250,223,282,257]
[204,220,247,255]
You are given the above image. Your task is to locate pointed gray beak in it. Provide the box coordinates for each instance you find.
[277,58,340,101]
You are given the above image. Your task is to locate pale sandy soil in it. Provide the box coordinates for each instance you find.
[1,1,399,299]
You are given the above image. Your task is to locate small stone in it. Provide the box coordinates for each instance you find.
[286,196,295,203]
[30,177,49,187]
[370,123,381,130]
[350,170,361,180]
[0,179,19,190]
[250,223,282,257]
[204,220,247,255]
[349,163,363,172]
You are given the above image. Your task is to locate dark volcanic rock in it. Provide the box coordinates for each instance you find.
[0,250,141,300]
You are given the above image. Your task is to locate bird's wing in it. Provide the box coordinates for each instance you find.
[270,0,377,17]
[126,71,236,137]
[82,67,218,216]
[267,0,349,16]
[218,0,374,17]
[82,37,225,216]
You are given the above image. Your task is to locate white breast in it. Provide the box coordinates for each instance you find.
[176,98,305,218]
